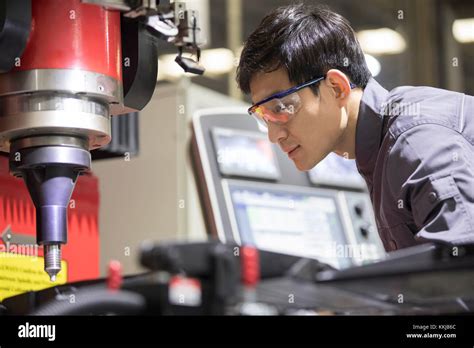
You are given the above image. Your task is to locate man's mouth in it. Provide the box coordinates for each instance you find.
[284,145,301,159]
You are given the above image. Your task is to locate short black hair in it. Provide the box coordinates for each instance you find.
[237,3,371,95]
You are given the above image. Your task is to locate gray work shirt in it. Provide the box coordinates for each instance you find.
[355,78,474,251]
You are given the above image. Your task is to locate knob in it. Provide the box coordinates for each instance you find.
[354,203,364,217]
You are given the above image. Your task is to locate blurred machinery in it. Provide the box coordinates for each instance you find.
[2,240,473,315]
[0,0,204,281]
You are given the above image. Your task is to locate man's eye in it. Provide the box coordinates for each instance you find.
[283,103,295,114]
[274,104,284,113]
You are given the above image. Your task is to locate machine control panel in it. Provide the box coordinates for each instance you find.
[192,109,386,268]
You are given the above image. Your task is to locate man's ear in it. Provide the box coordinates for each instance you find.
[325,69,352,107]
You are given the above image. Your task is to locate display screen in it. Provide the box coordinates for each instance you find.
[212,127,280,180]
[224,180,351,269]
[308,152,366,189]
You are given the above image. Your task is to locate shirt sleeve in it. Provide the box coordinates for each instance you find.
[385,123,474,244]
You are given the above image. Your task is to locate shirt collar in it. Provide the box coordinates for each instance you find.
[355,78,389,183]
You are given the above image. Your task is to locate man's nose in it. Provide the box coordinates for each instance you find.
[267,122,288,144]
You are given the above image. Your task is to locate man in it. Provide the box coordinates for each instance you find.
[236,3,474,251]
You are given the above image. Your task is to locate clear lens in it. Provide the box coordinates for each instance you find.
[249,93,302,128]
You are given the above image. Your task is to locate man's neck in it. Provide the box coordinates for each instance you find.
[333,88,363,159]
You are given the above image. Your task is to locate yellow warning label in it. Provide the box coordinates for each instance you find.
[0,252,67,301]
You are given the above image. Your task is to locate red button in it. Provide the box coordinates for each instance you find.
[107,260,123,291]
[241,246,260,287]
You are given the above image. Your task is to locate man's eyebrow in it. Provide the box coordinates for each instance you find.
[252,88,286,105]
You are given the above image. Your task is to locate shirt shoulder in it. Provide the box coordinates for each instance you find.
[386,123,468,177]
[382,85,471,142]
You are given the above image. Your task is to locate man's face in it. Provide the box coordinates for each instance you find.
[249,68,348,171]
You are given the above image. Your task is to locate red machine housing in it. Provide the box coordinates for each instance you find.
[14,0,122,81]
[0,0,122,283]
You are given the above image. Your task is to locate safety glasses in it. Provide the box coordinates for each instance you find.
[247,76,325,128]
[248,75,356,128]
